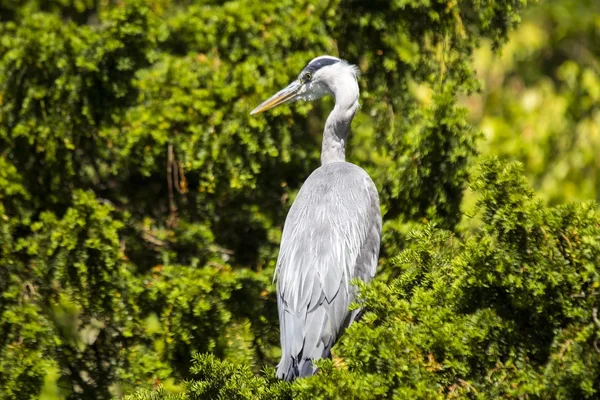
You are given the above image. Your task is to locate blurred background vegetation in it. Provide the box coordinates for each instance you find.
[466,0,600,204]
[0,0,598,399]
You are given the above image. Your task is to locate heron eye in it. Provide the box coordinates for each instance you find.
[303,72,313,82]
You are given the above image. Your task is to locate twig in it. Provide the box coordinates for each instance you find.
[592,307,600,354]
[557,339,573,359]
[172,150,180,194]
[176,160,188,194]
[141,230,167,247]
[167,143,178,227]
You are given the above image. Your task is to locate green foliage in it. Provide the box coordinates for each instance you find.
[1,0,598,399]
[122,354,289,400]
[1,190,130,399]
[469,0,600,203]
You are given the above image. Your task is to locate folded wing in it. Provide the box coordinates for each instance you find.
[275,163,381,380]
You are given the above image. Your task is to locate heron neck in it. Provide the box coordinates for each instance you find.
[321,75,359,165]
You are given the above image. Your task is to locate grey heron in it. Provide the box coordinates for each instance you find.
[251,56,382,381]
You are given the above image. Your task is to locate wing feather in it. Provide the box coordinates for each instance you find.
[275,163,381,380]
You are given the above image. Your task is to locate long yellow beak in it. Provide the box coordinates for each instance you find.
[250,80,302,115]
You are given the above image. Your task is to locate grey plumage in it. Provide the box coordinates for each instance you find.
[251,55,382,381]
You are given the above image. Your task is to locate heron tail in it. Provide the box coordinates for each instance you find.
[276,357,318,381]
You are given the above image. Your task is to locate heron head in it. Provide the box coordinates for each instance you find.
[250,56,359,115]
